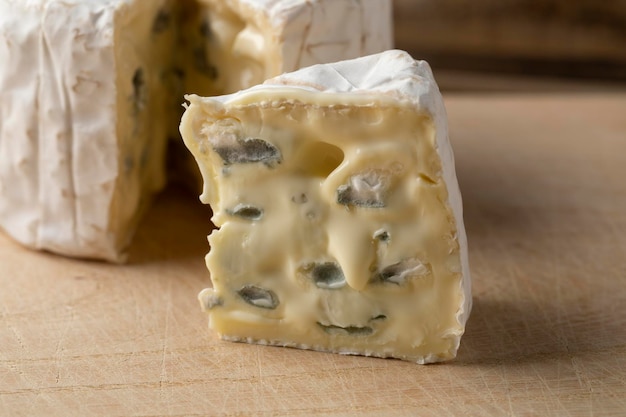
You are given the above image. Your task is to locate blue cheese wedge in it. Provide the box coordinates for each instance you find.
[0,0,392,262]
[181,50,472,363]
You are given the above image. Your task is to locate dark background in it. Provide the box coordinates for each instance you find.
[393,0,626,90]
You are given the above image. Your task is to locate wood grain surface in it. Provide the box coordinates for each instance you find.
[1,92,625,416]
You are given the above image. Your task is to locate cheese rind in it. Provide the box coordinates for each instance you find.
[0,0,176,261]
[182,50,471,363]
[0,0,393,261]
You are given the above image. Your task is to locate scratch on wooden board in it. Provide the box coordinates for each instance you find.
[159,342,167,397]
[53,305,75,385]
[477,365,499,407]
[333,359,355,407]
[568,349,593,398]
[1,305,42,400]
[547,218,595,412]
[159,280,172,413]
[506,382,515,417]
[2,313,27,351]
[531,363,570,415]
[405,372,453,416]
[254,345,264,384]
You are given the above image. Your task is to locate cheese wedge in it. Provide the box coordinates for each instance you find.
[181,50,472,363]
[0,0,392,262]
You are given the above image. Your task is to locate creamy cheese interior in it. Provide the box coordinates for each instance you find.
[195,1,268,94]
[179,0,278,99]
[183,90,465,363]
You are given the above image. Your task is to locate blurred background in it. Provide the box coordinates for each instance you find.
[393,0,626,91]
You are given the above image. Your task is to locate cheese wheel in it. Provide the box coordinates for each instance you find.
[0,0,393,261]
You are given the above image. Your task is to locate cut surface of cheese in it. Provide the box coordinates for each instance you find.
[181,50,471,363]
[0,0,392,262]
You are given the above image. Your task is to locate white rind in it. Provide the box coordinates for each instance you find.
[237,0,393,72]
[0,0,123,261]
[220,334,441,365]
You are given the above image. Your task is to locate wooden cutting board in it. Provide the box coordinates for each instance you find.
[2,91,625,416]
